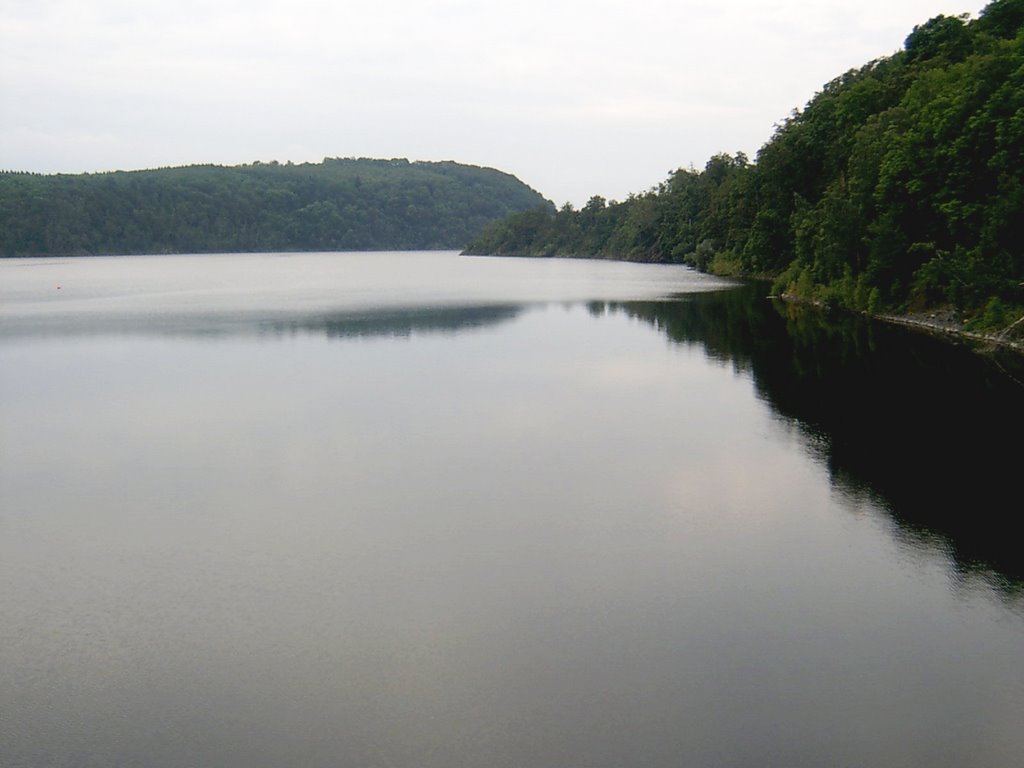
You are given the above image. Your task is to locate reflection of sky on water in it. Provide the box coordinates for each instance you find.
[2,253,1023,768]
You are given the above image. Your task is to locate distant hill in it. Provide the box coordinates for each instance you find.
[0,158,552,256]
[467,0,1024,329]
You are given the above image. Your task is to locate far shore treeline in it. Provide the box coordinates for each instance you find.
[0,158,550,256]
[466,0,1024,329]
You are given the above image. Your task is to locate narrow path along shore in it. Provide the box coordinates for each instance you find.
[878,310,1024,356]
[775,291,1024,357]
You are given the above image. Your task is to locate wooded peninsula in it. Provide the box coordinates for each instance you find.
[0,158,549,256]
[467,0,1023,334]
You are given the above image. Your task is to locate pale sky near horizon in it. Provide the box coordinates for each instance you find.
[1,0,990,206]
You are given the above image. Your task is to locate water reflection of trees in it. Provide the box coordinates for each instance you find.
[605,285,1024,589]
[264,304,524,340]
[0,304,525,340]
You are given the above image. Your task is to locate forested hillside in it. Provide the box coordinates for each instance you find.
[466,0,1024,328]
[0,158,550,256]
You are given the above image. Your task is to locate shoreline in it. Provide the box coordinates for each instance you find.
[876,312,1024,355]
[776,291,1024,357]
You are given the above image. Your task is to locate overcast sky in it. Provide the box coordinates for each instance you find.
[1,0,989,206]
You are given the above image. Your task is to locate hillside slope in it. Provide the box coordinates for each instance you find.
[0,158,551,256]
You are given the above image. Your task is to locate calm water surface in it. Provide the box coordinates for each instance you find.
[1,251,1022,768]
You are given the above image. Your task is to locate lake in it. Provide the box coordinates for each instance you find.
[1,251,1022,768]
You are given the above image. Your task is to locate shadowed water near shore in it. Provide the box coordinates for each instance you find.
[607,285,1024,588]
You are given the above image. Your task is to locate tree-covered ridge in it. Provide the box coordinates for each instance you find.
[466,0,1024,329]
[0,158,551,256]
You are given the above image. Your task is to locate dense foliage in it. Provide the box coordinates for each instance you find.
[466,0,1024,326]
[0,158,550,256]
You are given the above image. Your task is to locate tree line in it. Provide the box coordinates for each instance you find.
[466,0,1024,329]
[0,158,550,256]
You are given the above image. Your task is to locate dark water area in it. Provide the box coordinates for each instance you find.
[612,285,1024,587]
[2,253,1022,768]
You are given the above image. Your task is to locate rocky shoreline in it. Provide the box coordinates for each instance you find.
[775,292,1024,357]
[877,309,1024,356]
